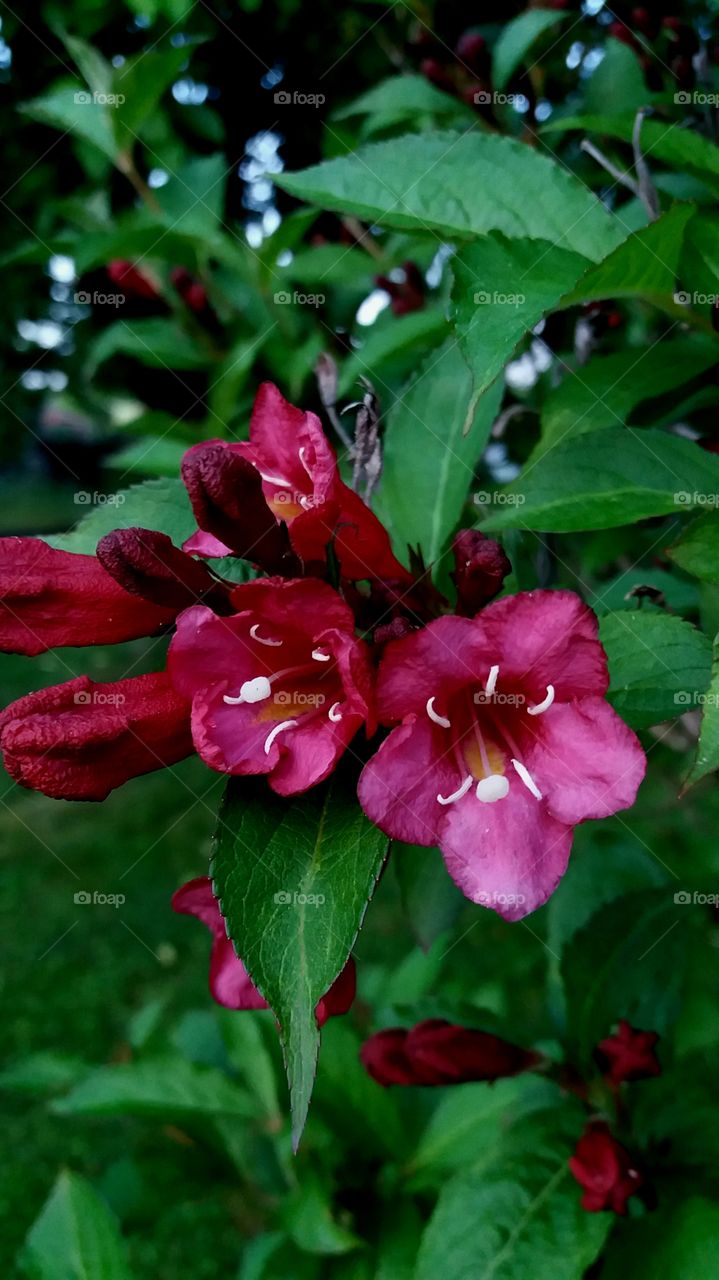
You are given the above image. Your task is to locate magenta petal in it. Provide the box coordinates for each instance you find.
[375,616,486,723]
[439,784,573,920]
[168,606,259,701]
[171,875,224,934]
[476,590,609,701]
[182,529,233,558]
[524,698,646,826]
[358,715,457,847]
[210,934,269,1011]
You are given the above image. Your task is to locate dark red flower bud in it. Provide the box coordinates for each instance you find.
[663,17,699,55]
[375,261,425,316]
[632,7,659,39]
[361,1019,540,1087]
[405,1019,541,1085]
[170,266,208,313]
[0,672,192,801]
[419,58,454,92]
[609,21,638,48]
[596,1020,661,1084]
[374,616,416,648]
[107,260,159,300]
[0,537,176,656]
[671,54,695,90]
[181,444,299,574]
[360,1028,416,1086]
[96,527,229,613]
[569,1123,643,1214]
[452,530,511,616]
[455,32,488,74]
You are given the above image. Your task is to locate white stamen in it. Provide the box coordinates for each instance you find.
[511,758,542,800]
[426,696,451,728]
[250,623,282,647]
[298,446,313,478]
[476,775,509,803]
[437,775,473,806]
[223,675,272,706]
[259,469,292,487]
[312,648,331,662]
[264,720,297,754]
[527,684,555,716]
[485,664,500,697]
[328,702,343,722]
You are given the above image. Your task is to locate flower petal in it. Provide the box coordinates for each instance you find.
[375,616,486,723]
[358,715,457,847]
[439,782,573,920]
[476,590,609,701]
[523,698,646,826]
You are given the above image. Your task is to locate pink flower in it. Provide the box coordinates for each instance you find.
[182,382,410,583]
[361,1018,540,1087]
[569,1123,643,1214]
[596,1020,661,1084]
[358,590,645,920]
[172,877,355,1021]
[168,577,374,795]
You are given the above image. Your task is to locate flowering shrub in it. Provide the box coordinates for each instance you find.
[4,1,719,1274]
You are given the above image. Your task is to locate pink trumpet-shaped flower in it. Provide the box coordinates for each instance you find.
[358,591,645,920]
[172,877,355,1021]
[168,577,374,795]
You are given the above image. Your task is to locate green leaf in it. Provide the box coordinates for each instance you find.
[536,337,718,461]
[600,1197,719,1280]
[108,436,188,479]
[415,1111,610,1280]
[394,842,464,952]
[88,318,209,373]
[684,636,719,789]
[49,478,196,554]
[334,74,472,126]
[111,47,189,147]
[667,511,719,584]
[283,1170,361,1256]
[338,307,447,395]
[407,1077,544,1187]
[451,235,589,405]
[480,427,719,532]
[543,114,719,196]
[19,1170,131,1280]
[211,770,390,1147]
[562,890,686,1065]
[0,1052,87,1096]
[155,153,228,238]
[21,86,117,162]
[276,132,623,261]
[376,339,503,564]
[52,1056,255,1121]
[600,610,712,729]
[493,9,566,91]
[561,205,696,308]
